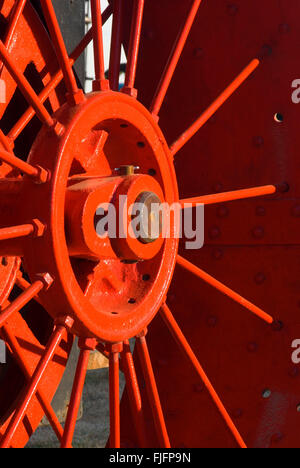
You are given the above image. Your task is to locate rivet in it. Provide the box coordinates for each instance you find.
[206,315,218,327]
[247,342,258,353]
[212,248,223,260]
[166,410,177,420]
[193,383,204,393]
[289,366,300,378]
[227,4,238,15]
[209,226,221,239]
[274,112,284,123]
[177,443,188,449]
[120,439,135,448]
[271,432,284,443]
[193,47,204,58]
[277,182,289,193]
[252,226,265,239]
[259,44,273,59]
[254,272,266,285]
[168,294,176,303]
[213,183,223,193]
[296,404,300,412]
[156,358,168,367]
[217,206,229,218]
[144,30,154,40]
[232,408,243,419]
[292,205,300,217]
[256,206,266,217]
[253,136,264,148]
[262,389,271,399]
[279,23,290,33]
[271,320,284,332]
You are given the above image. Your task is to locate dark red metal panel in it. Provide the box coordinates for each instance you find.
[120,0,300,448]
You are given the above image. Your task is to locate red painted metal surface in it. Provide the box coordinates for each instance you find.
[0,0,298,449]
[121,0,300,449]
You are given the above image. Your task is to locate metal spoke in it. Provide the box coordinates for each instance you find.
[170,59,259,156]
[0,40,56,128]
[0,130,13,152]
[0,321,68,448]
[109,343,122,448]
[15,273,42,305]
[121,340,147,447]
[180,185,276,207]
[91,0,109,91]
[150,0,203,116]
[177,255,274,324]
[0,280,44,328]
[0,149,48,182]
[0,0,27,73]
[2,324,64,442]
[40,0,84,105]
[8,4,113,141]
[0,222,44,242]
[123,0,145,97]
[160,304,247,448]
[60,339,95,448]
[136,334,170,448]
[109,0,123,91]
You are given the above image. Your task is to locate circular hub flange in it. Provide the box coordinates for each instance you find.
[22,91,179,342]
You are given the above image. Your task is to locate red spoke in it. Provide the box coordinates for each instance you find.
[0,130,13,152]
[0,149,48,182]
[91,0,109,91]
[15,273,42,305]
[180,185,276,207]
[123,0,145,97]
[109,343,122,448]
[150,0,203,116]
[96,342,110,359]
[177,255,274,324]
[0,321,67,448]
[0,40,56,128]
[8,4,113,141]
[61,339,95,448]
[121,340,147,447]
[109,0,123,91]
[0,223,37,242]
[0,280,44,328]
[170,59,260,156]
[0,0,27,72]
[136,334,170,448]
[160,304,247,448]
[40,0,84,105]
[2,324,64,442]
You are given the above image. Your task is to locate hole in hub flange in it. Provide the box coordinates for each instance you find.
[142,274,150,281]
[148,168,156,176]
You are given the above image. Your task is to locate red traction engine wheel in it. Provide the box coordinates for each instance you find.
[0,0,298,448]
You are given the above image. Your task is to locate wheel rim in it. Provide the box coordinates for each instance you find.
[0,0,286,448]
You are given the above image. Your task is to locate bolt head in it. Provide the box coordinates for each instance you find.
[36,272,54,290]
[79,337,97,350]
[32,219,46,237]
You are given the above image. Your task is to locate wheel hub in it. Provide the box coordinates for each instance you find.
[19,91,179,342]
